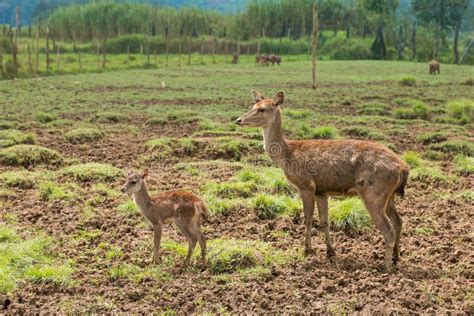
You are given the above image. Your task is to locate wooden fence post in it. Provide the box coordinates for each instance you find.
[311,4,319,89]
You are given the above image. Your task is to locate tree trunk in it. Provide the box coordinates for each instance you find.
[311,4,319,90]
[459,38,474,65]
[27,43,32,73]
[411,21,416,60]
[102,37,106,69]
[56,45,60,72]
[46,26,50,70]
[166,36,169,67]
[200,38,204,64]
[397,25,403,60]
[187,36,192,65]
[35,32,39,73]
[0,46,3,77]
[453,22,460,64]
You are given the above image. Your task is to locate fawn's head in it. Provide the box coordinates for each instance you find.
[236,90,285,128]
[121,169,149,193]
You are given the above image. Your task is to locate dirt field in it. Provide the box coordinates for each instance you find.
[0,60,473,313]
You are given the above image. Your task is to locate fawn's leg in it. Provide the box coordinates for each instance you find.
[300,189,315,256]
[386,200,403,264]
[360,192,395,272]
[190,221,207,270]
[152,224,162,264]
[176,223,197,271]
[316,195,335,258]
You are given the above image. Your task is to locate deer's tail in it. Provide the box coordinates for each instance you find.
[195,201,210,219]
[396,168,409,198]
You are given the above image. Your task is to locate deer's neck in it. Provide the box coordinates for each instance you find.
[262,109,289,164]
[132,185,153,214]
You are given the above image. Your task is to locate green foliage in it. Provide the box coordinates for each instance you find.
[402,151,422,168]
[94,112,128,123]
[296,125,338,139]
[342,126,387,140]
[402,151,452,183]
[0,145,63,167]
[329,198,371,232]
[0,129,35,148]
[116,200,138,215]
[453,155,474,176]
[61,163,124,182]
[251,194,300,219]
[429,140,474,156]
[446,100,473,124]
[0,224,73,293]
[399,76,416,87]
[204,181,256,199]
[38,181,76,202]
[33,112,57,123]
[64,128,104,144]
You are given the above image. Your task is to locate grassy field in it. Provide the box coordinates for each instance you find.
[0,60,473,313]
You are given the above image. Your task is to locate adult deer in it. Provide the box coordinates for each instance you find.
[236,90,409,272]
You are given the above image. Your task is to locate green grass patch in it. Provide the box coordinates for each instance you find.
[329,197,371,232]
[394,99,430,120]
[295,125,338,139]
[38,181,77,202]
[446,99,473,125]
[284,109,313,120]
[251,194,301,219]
[64,128,104,144]
[94,111,128,123]
[0,224,73,293]
[401,151,423,168]
[399,76,416,87]
[416,131,449,144]
[61,163,124,182]
[0,145,63,167]
[116,200,138,215]
[33,112,57,123]
[402,151,453,183]
[0,129,35,148]
[429,140,474,156]
[357,102,391,116]
[0,170,51,189]
[342,126,387,140]
[453,155,473,176]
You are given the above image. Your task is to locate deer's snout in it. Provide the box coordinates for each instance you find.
[120,186,127,193]
[235,117,242,125]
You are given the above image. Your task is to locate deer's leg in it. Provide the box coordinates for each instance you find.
[386,200,403,264]
[316,195,335,259]
[360,192,395,273]
[152,224,162,264]
[176,223,197,271]
[190,220,207,270]
[301,190,316,256]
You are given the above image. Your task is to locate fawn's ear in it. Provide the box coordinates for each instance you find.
[251,89,265,103]
[126,169,133,176]
[273,91,285,106]
[142,168,149,178]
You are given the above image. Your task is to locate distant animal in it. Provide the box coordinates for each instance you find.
[232,53,239,64]
[121,169,208,272]
[236,90,410,273]
[429,60,440,75]
[268,54,281,65]
[255,54,269,66]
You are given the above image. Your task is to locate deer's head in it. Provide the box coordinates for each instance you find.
[235,90,284,128]
[121,169,149,193]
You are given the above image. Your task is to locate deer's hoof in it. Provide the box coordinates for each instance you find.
[327,247,336,259]
[304,248,315,257]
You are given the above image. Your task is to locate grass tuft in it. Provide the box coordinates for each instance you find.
[399,76,416,86]
[33,112,57,123]
[453,155,473,176]
[416,131,448,144]
[446,99,473,125]
[0,145,63,167]
[38,181,76,202]
[116,200,138,215]
[429,140,474,156]
[64,128,104,144]
[329,198,371,232]
[394,99,430,120]
[357,102,391,116]
[0,170,51,189]
[0,129,35,148]
[62,163,124,182]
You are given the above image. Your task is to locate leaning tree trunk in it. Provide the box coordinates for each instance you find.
[411,21,417,60]
[459,38,474,65]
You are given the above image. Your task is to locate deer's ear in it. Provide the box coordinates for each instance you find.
[126,169,133,176]
[251,89,265,103]
[273,91,285,106]
[142,168,149,178]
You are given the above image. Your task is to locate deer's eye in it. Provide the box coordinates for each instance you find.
[131,181,136,185]
[257,108,265,113]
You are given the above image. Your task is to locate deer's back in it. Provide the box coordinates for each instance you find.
[151,190,205,222]
[285,139,408,194]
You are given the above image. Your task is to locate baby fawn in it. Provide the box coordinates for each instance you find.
[121,169,207,271]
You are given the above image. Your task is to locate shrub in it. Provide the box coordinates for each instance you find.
[329,198,371,232]
[453,155,473,176]
[62,163,124,182]
[0,145,63,167]
[429,140,474,156]
[0,129,35,147]
[33,112,57,123]
[399,77,416,87]
[416,132,448,144]
[446,99,473,124]
[64,128,104,144]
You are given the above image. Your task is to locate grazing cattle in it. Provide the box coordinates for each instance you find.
[429,60,440,75]
[269,54,281,65]
[232,53,239,64]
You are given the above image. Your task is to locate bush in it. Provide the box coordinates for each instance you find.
[446,99,473,124]
[62,163,124,182]
[33,112,57,123]
[399,77,416,87]
[64,128,104,144]
[0,145,63,167]
[0,129,35,147]
[329,198,371,232]
[429,140,474,156]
